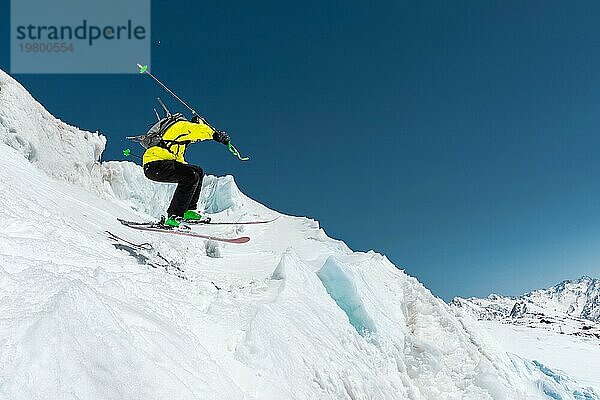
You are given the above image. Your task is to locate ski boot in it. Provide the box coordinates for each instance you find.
[183,210,211,224]
[163,215,183,228]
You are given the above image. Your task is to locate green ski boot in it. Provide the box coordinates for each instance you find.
[164,215,182,228]
[183,210,208,222]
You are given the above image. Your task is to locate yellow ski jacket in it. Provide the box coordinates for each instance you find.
[143,121,214,165]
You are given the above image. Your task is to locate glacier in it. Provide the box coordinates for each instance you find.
[0,68,596,399]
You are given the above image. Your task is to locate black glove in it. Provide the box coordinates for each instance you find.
[190,115,202,124]
[213,130,230,145]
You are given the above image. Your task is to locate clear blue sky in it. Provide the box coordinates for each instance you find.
[2,0,600,301]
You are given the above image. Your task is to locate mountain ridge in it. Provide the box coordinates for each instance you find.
[451,276,600,339]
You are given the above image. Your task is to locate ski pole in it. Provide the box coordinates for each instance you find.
[137,64,201,120]
[136,63,249,161]
[228,142,249,161]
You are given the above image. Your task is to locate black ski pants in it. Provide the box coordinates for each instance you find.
[143,160,204,217]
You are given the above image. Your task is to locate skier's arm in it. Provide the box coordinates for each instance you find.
[177,121,214,142]
[189,115,230,144]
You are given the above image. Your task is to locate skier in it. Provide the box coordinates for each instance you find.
[142,115,230,227]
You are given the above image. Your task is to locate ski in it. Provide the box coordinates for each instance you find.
[184,216,280,225]
[117,219,250,244]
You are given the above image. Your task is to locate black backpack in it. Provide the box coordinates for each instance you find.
[128,112,186,149]
[127,98,190,150]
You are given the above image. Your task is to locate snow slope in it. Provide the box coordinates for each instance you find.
[0,68,588,399]
[480,321,600,393]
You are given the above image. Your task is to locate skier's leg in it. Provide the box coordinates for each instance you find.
[144,160,178,183]
[187,165,204,210]
[143,161,200,217]
[168,163,201,217]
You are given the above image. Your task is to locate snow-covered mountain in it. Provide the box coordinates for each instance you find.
[451,278,600,395]
[451,277,600,339]
[1,68,597,400]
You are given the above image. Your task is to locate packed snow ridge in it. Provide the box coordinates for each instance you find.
[0,69,595,399]
[451,277,600,339]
